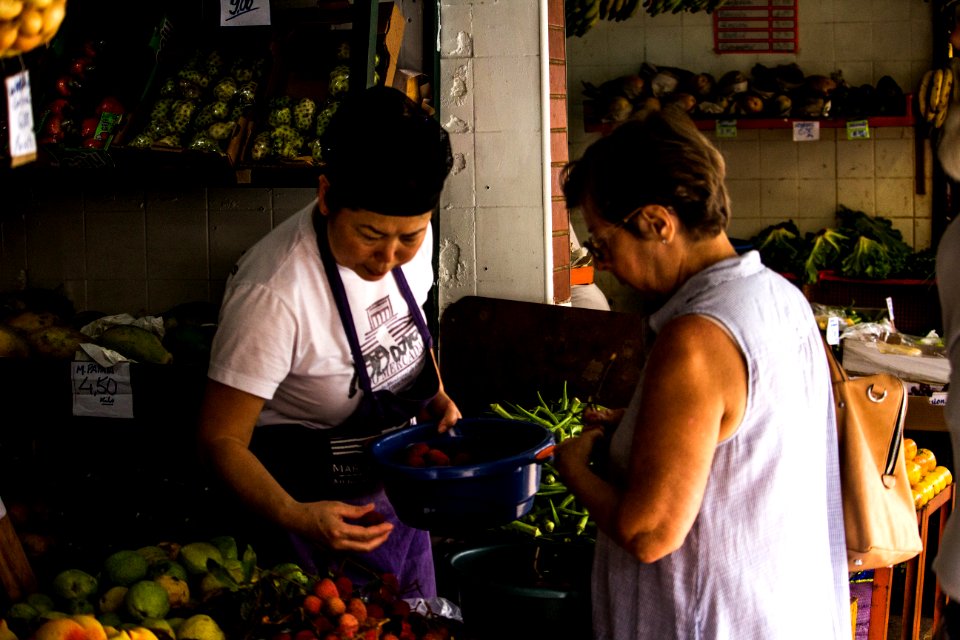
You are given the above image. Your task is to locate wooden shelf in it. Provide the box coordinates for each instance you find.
[584,94,915,135]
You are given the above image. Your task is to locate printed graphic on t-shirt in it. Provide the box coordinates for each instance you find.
[360,295,424,391]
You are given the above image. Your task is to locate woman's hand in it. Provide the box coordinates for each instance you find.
[424,388,461,433]
[299,501,394,553]
[583,406,624,428]
[554,427,606,479]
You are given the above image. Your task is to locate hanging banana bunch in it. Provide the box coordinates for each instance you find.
[918,62,957,129]
[566,0,729,38]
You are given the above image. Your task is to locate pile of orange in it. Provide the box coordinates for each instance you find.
[0,0,66,58]
[905,438,953,510]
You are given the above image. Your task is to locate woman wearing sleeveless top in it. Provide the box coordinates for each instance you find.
[554,107,850,639]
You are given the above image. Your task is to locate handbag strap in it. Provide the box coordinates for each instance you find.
[821,334,849,384]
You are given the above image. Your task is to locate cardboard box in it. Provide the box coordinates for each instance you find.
[841,338,950,385]
[906,395,948,432]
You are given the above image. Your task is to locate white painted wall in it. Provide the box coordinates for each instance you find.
[566,0,936,249]
[458,0,936,312]
[436,0,550,315]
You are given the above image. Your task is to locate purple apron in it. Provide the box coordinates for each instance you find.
[247,211,440,598]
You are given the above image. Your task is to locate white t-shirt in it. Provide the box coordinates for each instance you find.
[207,202,435,429]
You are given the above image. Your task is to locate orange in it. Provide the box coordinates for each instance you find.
[917,478,936,510]
[914,448,937,473]
[914,487,927,510]
[17,7,41,35]
[903,438,918,461]
[907,461,924,487]
[938,466,954,487]
[932,468,948,495]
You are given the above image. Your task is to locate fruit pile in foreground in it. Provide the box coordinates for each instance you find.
[904,438,954,510]
[0,536,459,640]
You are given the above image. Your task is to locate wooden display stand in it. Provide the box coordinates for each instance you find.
[868,482,955,640]
[0,506,37,604]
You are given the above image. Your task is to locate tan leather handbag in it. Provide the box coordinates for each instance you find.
[824,339,922,571]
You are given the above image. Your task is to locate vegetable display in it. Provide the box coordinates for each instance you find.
[751,206,936,284]
[490,383,598,543]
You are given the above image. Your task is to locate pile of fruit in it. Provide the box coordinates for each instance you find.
[489,383,597,542]
[0,0,67,58]
[0,289,217,366]
[33,38,129,150]
[1,535,459,640]
[121,46,269,159]
[583,62,906,124]
[904,438,954,510]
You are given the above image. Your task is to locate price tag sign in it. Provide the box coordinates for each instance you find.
[931,391,948,406]
[715,120,738,138]
[792,121,820,141]
[826,316,842,346]
[220,0,271,26]
[5,70,37,167]
[846,119,870,140]
[72,361,134,418]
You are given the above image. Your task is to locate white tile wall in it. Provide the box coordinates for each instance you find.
[0,186,315,316]
[437,0,549,312]
[566,0,935,246]
[564,0,936,311]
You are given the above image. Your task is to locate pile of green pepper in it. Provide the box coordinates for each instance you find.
[490,383,597,543]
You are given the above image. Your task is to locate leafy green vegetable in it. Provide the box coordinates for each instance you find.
[802,227,849,284]
[835,206,912,278]
[840,236,899,279]
[750,220,806,277]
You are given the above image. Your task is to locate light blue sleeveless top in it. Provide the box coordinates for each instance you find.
[592,251,850,640]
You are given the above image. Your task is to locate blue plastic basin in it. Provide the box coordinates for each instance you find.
[370,417,554,532]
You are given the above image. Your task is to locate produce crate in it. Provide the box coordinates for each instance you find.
[806,271,941,337]
[110,17,274,173]
[0,359,231,579]
[238,1,406,171]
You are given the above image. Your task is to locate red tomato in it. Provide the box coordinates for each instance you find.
[80,116,99,139]
[96,96,124,115]
[83,137,104,149]
[46,98,70,115]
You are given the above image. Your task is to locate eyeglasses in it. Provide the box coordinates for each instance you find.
[582,208,641,264]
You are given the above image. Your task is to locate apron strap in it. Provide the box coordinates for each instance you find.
[313,210,434,396]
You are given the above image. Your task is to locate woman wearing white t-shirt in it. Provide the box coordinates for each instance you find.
[197,87,460,597]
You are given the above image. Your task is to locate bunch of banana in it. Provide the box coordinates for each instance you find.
[565,0,726,36]
[603,0,642,22]
[642,0,729,17]
[918,64,956,128]
[565,0,600,37]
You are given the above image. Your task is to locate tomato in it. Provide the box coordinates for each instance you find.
[46,98,70,115]
[40,113,63,137]
[83,137,104,149]
[69,57,95,79]
[96,96,124,116]
[80,116,99,139]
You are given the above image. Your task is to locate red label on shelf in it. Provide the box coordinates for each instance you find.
[713,0,799,54]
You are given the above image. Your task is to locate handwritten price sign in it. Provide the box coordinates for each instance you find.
[72,361,134,418]
[221,0,270,26]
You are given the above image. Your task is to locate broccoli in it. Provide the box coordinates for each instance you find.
[750,220,806,277]
[802,227,849,284]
